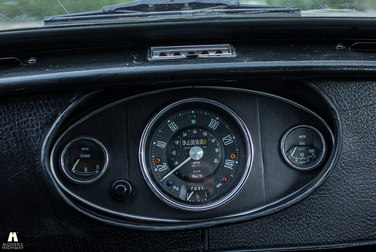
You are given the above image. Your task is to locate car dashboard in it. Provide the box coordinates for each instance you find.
[1,18,376,251]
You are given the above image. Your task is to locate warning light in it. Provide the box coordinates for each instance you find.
[154,158,161,164]
[230,154,237,159]
[166,180,173,187]
[222,177,228,183]
[190,113,197,119]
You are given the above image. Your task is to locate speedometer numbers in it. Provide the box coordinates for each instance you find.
[139,99,253,211]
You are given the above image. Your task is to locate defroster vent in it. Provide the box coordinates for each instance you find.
[149,44,236,61]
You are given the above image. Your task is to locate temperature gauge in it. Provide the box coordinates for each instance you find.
[60,137,108,184]
[281,125,326,171]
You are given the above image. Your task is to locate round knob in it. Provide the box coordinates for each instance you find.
[111,180,132,201]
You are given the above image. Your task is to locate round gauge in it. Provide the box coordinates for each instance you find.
[139,98,253,211]
[281,125,326,171]
[60,137,108,184]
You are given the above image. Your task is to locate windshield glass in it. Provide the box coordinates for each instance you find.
[1,0,376,30]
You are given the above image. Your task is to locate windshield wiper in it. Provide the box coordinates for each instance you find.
[44,0,300,25]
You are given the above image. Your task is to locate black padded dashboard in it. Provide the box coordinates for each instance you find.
[1,19,376,251]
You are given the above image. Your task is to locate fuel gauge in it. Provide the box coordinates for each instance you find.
[60,137,108,184]
[281,125,326,171]
[185,189,211,203]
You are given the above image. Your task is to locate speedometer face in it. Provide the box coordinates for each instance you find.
[139,98,253,211]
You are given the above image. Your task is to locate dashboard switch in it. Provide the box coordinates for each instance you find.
[111,180,132,201]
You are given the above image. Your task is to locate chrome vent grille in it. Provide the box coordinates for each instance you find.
[149,44,236,61]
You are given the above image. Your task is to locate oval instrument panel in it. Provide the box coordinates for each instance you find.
[47,86,336,230]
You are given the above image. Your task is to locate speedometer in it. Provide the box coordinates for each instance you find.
[139,98,253,211]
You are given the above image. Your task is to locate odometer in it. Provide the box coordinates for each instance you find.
[139,98,253,211]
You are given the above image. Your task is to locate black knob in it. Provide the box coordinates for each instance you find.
[111,180,132,201]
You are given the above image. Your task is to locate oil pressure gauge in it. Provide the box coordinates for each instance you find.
[281,125,326,171]
[60,137,108,184]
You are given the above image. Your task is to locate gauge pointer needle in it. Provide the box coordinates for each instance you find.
[161,157,192,181]
[72,159,80,172]
[186,191,194,201]
[291,147,297,157]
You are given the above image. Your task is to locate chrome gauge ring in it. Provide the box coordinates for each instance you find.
[60,137,109,184]
[139,98,253,211]
[281,125,327,171]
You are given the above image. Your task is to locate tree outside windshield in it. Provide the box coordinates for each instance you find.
[1,0,375,29]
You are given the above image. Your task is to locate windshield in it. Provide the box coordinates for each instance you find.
[1,0,376,30]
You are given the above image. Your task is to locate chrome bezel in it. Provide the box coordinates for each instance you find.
[280,125,327,171]
[148,44,236,61]
[139,98,253,212]
[60,136,109,184]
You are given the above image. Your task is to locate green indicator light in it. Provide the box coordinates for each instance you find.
[190,113,197,119]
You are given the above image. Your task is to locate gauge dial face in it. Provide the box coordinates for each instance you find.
[60,137,108,184]
[139,98,253,211]
[281,125,326,171]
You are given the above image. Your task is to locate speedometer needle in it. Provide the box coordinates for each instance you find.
[161,156,192,181]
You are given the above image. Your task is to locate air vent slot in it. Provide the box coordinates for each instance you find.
[149,44,236,61]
